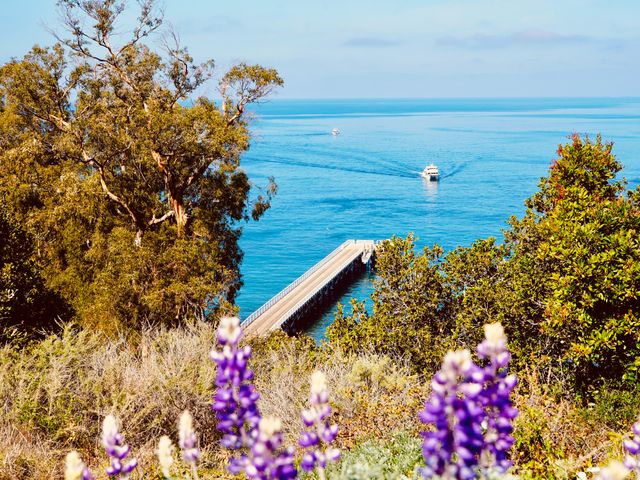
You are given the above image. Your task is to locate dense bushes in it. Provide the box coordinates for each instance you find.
[0,203,69,340]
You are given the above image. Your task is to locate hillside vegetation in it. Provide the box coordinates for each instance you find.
[0,322,638,479]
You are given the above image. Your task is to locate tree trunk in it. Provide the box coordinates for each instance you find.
[134,229,144,247]
[172,197,188,237]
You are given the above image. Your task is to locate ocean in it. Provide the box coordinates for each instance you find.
[235,98,640,339]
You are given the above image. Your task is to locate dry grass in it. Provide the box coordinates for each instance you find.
[0,322,220,478]
[0,324,424,479]
[511,369,634,479]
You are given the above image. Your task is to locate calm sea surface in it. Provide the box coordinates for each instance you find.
[236,98,640,339]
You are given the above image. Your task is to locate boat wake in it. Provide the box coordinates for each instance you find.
[439,162,468,180]
[248,155,417,179]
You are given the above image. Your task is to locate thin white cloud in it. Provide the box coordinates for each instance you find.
[437,29,592,48]
[342,36,404,48]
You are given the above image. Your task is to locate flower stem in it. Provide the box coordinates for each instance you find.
[190,463,200,480]
[317,467,326,480]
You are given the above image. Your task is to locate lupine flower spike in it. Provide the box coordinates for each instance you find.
[623,416,640,476]
[157,435,175,479]
[64,451,94,480]
[299,371,340,480]
[102,415,138,479]
[477,323,518,474]
[210,316,261,474]
[419,322,518,479]
[420,349,485,479]
[245,416,297,480]
[179,410,200,479]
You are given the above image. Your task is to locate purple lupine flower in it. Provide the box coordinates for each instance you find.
[419,349,486,479]
[623,416,640,474]
[64,451,94,480]
[476,323,518,473]
[245,417,297,480]
[299,371,340,478]
[210,316,261,474]
[178,410,200,479]
[419,322,519,479]
[101,415,138,479]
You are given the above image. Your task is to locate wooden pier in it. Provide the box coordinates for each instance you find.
[241,240,375,336]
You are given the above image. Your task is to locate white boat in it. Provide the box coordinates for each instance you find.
[331,128,340,136]
[421,164,439,181]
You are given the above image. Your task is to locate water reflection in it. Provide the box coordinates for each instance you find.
[422,177,439,198]
[304,269,376,342]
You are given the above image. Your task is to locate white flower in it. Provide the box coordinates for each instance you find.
[442,349,473,381]
[218,316,242,343]
[102,414,119,446]
[259,416,282,439]
[310,371,327,396]
[484,322,506,347]
[156,435,174,478]
[64,451,85,480]
[596,461,629,480]
[179,410,194,446]
[301,408,317,424]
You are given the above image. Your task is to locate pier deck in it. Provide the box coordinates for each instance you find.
[242,240,375,336]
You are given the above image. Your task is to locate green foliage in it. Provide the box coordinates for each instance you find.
[331,135,640,389]
[579,385,640,430]
[0,0,283,333]
[0,202,69,340]
[325,430,423,480]
[328,235,511,373]
[512,399,566,478]
[440,237,509,349]
[328,235,456,372]
[508,135,640,386]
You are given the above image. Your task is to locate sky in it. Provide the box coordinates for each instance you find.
[1,0,639,98]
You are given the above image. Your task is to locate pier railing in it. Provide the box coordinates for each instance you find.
[241,240,355,329]
[272,240,374,329]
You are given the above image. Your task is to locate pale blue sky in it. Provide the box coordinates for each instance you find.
[2,0,639,98]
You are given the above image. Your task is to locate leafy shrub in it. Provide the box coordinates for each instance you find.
[327,235,456,374]
[580,386,640,431]
[325,431,422,480]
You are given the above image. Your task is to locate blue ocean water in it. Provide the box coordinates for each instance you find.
[236,98,640,339]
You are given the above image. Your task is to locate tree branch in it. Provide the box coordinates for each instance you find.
[148,210,174,226]
[82,150,141,229]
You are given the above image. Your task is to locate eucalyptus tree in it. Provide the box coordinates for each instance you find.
[0,0,282,332]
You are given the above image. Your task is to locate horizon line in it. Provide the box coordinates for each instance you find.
[265,95,640,101]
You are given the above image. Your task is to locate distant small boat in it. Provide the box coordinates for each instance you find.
[421,164,440,181]
[331,128,340,136]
